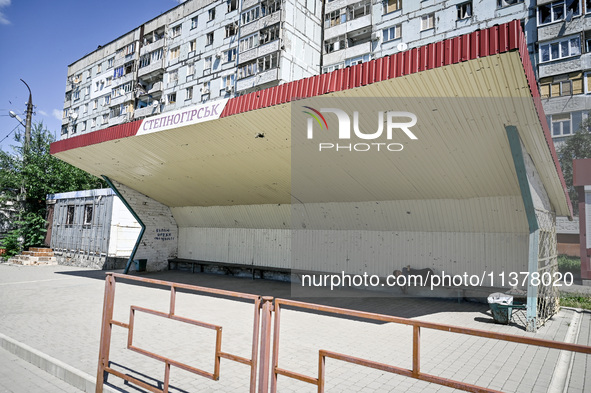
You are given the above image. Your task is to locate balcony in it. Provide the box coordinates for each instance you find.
[238,40,280,65]
[110,92,134,107]
[323,42,371,66]
[114,72,135,86]
[240,10,281,37]
[538,53,590,78]
[148,81,163,94]
[140,39,165,56]
[114,52,138,68]
[324,14,372,41]
[138,58,165,78]
[236,68,279,91]
[134,105,161,119]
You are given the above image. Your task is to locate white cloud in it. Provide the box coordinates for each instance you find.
[0,0,10,25]
[52,109,62,121]
[38,110,47,116]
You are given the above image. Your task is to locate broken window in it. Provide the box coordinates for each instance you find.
[83,205,93,226]
[457,2,472,20]
[384,0,402,14]
[260,24,280,45]
[66,205,75,226]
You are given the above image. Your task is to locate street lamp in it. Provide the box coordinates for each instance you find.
[8,111,26,128]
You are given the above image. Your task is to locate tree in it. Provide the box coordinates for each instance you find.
[0,122,105,256]
[558,118,591,215]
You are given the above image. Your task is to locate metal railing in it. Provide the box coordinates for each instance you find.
[96,275,591,393]
[96,273,264,393]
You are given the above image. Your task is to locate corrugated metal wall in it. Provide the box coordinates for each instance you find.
[174,196,530,281]
[177,227,528,278]
[50,194,113,255]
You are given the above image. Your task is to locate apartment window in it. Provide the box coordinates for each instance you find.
[140,54,151,68]
[186,87,193,101]
[228,0,237,12]
[73,73,82,84]
[190,40,197,52]
[170,46,180,60]
[97,64,102,73]
[169,69,179,84]
[382,25,401,42]
[102,114,109,124]
[345,53,371,67]
[93,99,98,110]
[106,77,112,86]
[206,32,214,46]
[224,48,237,62]
[421,13,435,30]
[325,36,346,53]
[114,66,124,78]
[348,0,371,20]
[225,22,238,38]
[241,6,260,24]
[66,206,75,226]
[82,104,87,114]
[204,56,212,72]
[550,113,572,136]
[91,118,96,128]
[79,121,87,132]
[208,8,216,21]
[171,25,182,38]
[221,74,235,90]
[539,73,583,98]
[86,70,91,81]
[103,95,110,105]
[324,10,344,28]
[124,43,136,56]
[261,0,281,14]
[73,89,80,100]
[238,61,257,79]
[260,24,280,45]
[457,2,472,20]
[168,93,177,104]
[63,108,69,119]
[257,52,279,72]
[187,63,195,77]
[497,0,524,7]
[587,0,591,13]
[201,82,211,98]
[384,0,402,14]
[83,205,93,226]
[108,57,114,68]
[239,33,259,52]
[539,36,581,62]
[85,86,91,96]
[538,1,581,25]
[191,16,198,29]
[323,63,343,73]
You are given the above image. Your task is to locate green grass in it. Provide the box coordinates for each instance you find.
[557,254,581,274]
[560,293,591,310]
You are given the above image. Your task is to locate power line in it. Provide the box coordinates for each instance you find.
[0,123,21,145]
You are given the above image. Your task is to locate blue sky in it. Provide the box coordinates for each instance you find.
[0,0,185,151]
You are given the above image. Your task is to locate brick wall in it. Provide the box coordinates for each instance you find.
[112,180,178,271]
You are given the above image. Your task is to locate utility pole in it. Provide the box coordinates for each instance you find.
[21,79,32,151]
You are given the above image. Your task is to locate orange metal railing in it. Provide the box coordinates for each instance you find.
[96,273,264,393]
[96,275,591,393]
[270,298,591,393]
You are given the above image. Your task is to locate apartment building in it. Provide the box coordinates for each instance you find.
[61,0,322,138]
[536,0,591,145]
[61,0,590,149]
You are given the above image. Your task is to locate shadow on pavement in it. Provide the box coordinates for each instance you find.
[55,268,491,323]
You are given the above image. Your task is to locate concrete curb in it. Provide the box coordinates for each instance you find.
[0,332,117,393]
[547,308,583,393]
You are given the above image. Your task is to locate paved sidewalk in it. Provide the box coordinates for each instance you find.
[0,263,589,392]
[0,346,81,393]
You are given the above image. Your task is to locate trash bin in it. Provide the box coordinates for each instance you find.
[134,259,147,272]
[487,292,513,324]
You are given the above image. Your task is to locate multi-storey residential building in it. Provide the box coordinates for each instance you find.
[536,0,591,145]
[61,0,322,139]
[61,0,590,149]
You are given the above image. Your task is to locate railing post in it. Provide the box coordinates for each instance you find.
[412,325,420,377]
[96,274,116,392]
[258,296,274,393]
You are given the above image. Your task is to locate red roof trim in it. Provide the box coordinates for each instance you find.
[50,119,142,155]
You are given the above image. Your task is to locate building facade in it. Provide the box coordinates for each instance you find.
[61,0,590,148]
